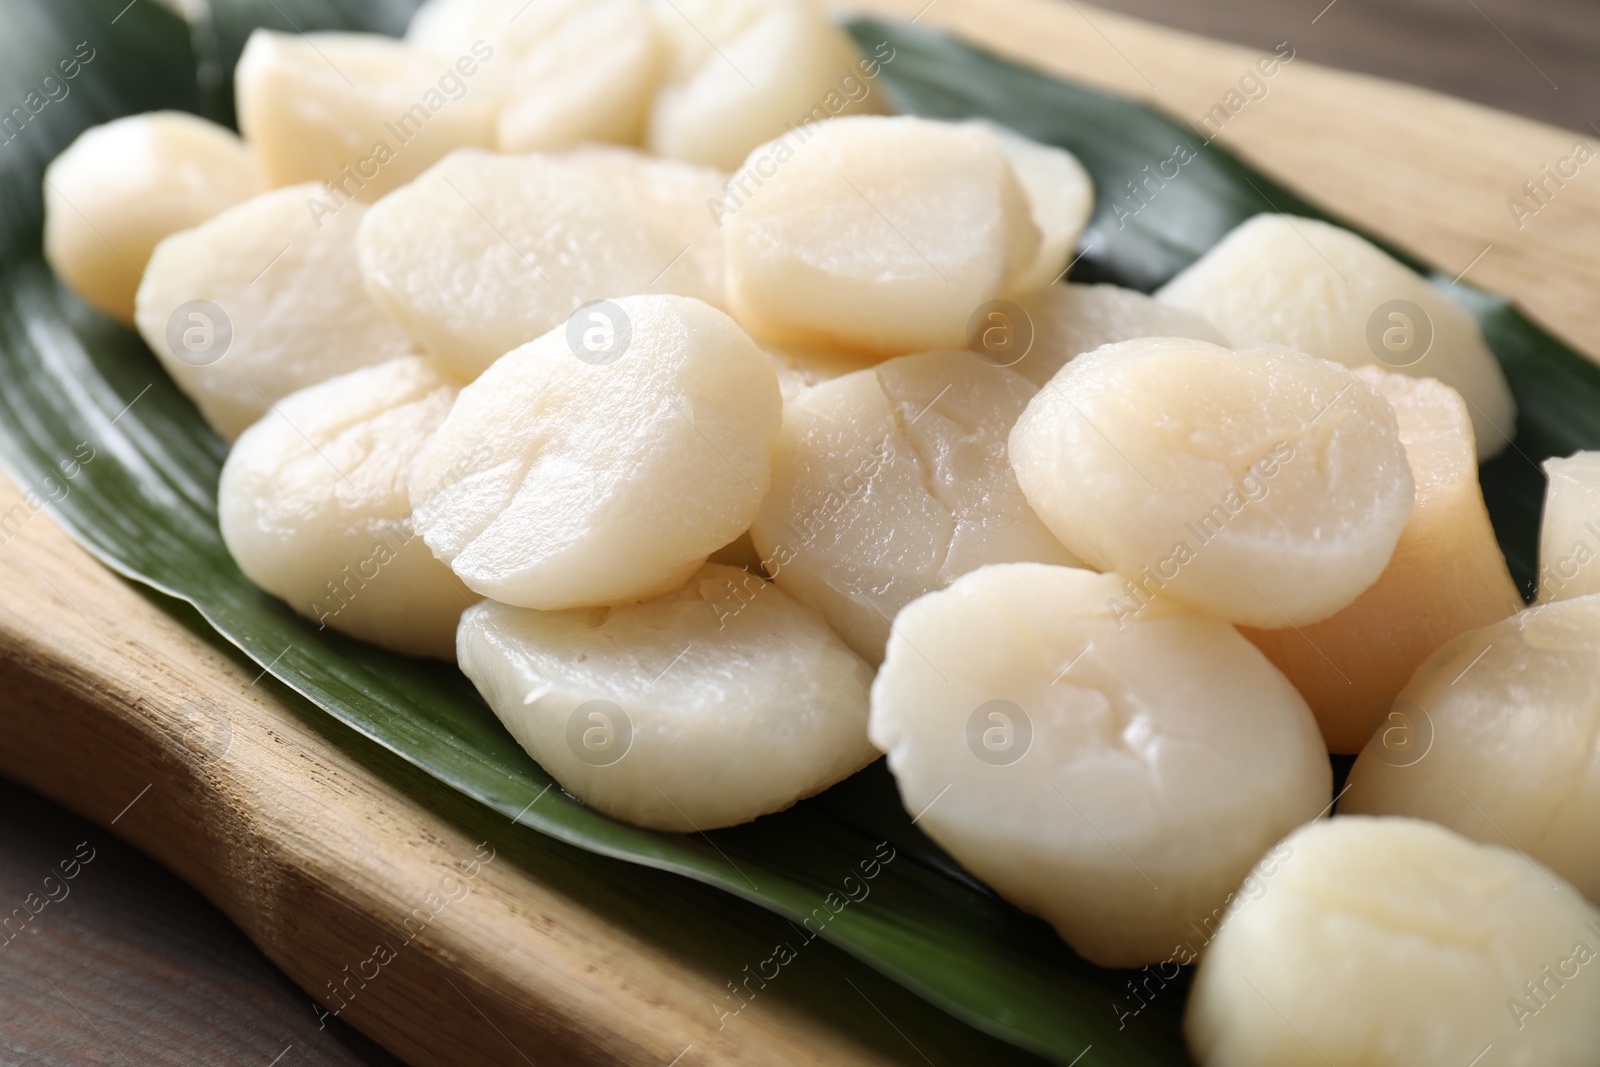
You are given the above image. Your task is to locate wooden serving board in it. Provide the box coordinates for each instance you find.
[4,1,1599,1063]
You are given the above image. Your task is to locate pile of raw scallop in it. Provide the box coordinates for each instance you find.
[41,0,1600,1061]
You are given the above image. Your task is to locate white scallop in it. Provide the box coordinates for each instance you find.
[968,123,1093,297]
[1001,282,1230,388]
[406,0,587,63]
[1537,451,1600,601]
[134,184,417,441]
[1186,817,1600,1067]
[1342,595,1600,902]
[44,112,262,324]
[410,294,781,609]
[236,30,499,203]
[748,349,1078,664]
[721,116,1041,355]
[458,564,878,831]
[555,145,728,308]
[495,0,666,153]
[1009,337,1415,627]
[1157,214,1515,460]
[358,149,718,380]
[868,563,1331,967]
[219,357,474,658]
[648,0,878,171]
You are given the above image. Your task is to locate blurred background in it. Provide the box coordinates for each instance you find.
[3,0,1593,1064]
[1094,0,1594,133]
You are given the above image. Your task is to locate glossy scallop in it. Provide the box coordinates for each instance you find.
[721,116,1041,356]
[236,30,499,202]
[358,149,718,380]
[869,563,1331,967]
[410,295,781,609]
[1157,214,1515,460]
[219,357,474,658]
[43,111,262,324]
[1342,595,1600,902]
[134,184,416,440]
[748,349,1077,664]
[457,564,877,830]
[1187,817,1600,1067]
[1241,367,1519,752]
[648,0,878,170]
[1009,337,1415,628]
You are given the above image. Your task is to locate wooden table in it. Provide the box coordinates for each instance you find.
[3,0,1594,1064]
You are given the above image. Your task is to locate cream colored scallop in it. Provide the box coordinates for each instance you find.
[1009,337,1415,628]
[358,149,717,380]
[648,0,878,171]
[1157,214,1515,460]
[1342,596,1600,902]
[1186,817,1600,1067]
[219,357,474,658]
[749,350,1078,664]
[43,112,262,325]
[869,563,1331,968]
[495,0,666,153]
[969,123,1093,297]
[134,184,416,441]
[406,0,586,63]
[410,295,781,609]
[235,30,498,202]
[1538,452,1600,601]
[1002,283,1229,388]
[1242,368,1520,753]
[555,145,728,308]
[458,564,877,831]
[722,116,1041,355]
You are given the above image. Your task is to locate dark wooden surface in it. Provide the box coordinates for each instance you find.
[2,1,1593,1064]
[1091,0,1596,134]
[0,776,406,1066]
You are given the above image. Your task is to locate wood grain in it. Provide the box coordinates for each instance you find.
[5,1,1600,1064]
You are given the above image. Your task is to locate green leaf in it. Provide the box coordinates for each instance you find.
[5,5,1593,1066]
